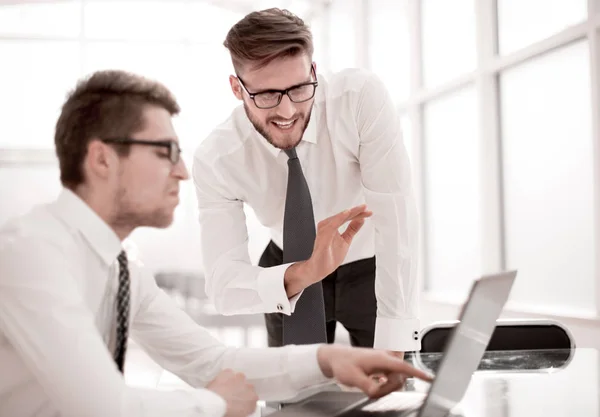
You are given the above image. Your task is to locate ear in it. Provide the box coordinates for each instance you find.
[312,61,317,74]
[85,139,115,182]
[229,75,243,101]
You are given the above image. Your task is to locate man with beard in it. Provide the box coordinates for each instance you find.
[193,8,420,358]
[0,69,432,417]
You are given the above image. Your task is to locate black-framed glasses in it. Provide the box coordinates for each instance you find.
[237,65,318,109]
[101,138,181,165]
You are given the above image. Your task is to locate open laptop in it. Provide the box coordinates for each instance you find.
[271,270,517,417]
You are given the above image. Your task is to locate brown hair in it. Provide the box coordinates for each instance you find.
[224,8,314,73]
[55,70,180,189]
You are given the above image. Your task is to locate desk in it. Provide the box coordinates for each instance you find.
[403,348,599,416]
[130,347,599,416]
[268,349,599,417]
[412,349,598,416]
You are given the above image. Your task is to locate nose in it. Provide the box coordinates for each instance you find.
[173,157,189,180]
[276,94,296,119]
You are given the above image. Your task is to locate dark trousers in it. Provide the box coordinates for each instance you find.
[259,240,377,348]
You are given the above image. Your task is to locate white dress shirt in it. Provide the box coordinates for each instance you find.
[193,68,421,352]
[0,189,329,417]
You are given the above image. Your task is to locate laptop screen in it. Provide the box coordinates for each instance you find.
[417,271,517,417]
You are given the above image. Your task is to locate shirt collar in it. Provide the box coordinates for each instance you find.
[52,188,122,266]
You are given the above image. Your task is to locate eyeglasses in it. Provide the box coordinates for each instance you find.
[101,138,181,164]
[236,65,318,109]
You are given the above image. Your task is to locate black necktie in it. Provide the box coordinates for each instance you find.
[114,251,130,373]
[282,148,327,345]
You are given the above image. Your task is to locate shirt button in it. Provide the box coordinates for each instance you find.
[277,303,284,312]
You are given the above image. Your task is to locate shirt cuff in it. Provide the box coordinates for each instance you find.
[257,263,303,315]
[286,344,331,390]
[373,317,421,352]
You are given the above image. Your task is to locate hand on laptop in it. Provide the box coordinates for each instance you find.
[317,345,433,399]
[363,351,404,387]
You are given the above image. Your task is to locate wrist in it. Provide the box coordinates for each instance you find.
[298,259,319,284]
[316,345,335,378]
[284,261,318,297]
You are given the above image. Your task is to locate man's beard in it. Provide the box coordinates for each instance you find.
[112,188,174,231]
[243,102,312,150]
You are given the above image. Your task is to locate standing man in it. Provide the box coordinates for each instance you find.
[193,8,420,356]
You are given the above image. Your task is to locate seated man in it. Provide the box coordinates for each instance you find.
[0,70,431,417]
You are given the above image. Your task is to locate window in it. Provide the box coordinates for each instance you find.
[500,41,595,314]
[187,2,243,42]
[181,44,242,150]
[83,1,188,41]
[0,1,81,37]
[421,0,477,87]
[423,86,481,297]
[367,0,411,103]
[328,0,356,71]
[0,163,61,225]
[0,41,80,149]
[498,0,587,55]
[310,7,327,70]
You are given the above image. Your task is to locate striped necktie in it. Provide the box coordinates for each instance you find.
[114,251,130,373]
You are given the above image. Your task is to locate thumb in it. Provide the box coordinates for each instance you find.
[341,218,365,243]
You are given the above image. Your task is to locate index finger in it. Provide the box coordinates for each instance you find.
[370,356,433,382]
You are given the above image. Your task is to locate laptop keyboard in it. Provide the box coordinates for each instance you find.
[341,393,424,416]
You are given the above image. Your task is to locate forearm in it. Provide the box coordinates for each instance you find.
[220,345,330,402]
[131,280,324,400]
[132,283,328,405]
[198,191,304,314]
[206,256,302,315]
